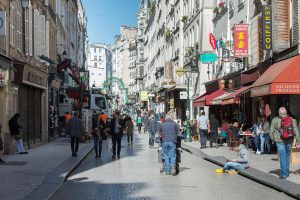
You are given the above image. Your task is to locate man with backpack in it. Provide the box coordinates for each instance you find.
[270,107,300,179]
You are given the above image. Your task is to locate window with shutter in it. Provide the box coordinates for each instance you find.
[46,21,49,57]
[40,15,46,56]
[292,0,299,46]
[16,2,22,51]
[29,3,33,56]
[10,2,15,46]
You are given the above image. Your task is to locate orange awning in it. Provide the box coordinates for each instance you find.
[193,90,226,107]
[222,86,251,105]
[251,55,300,97]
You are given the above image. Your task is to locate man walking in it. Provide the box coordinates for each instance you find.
[67,112,84,157]
[270,107,300,179]
[110,111,125,159]
[158,112,179,176]
[209,114,219,148]
[148,113,158,147]
[197,112,209,149]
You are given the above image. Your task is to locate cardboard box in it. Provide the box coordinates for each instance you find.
[291,147,300,164]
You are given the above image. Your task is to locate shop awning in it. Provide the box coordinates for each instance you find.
[222,86,251,105]
[193,89,226,107]
[192,93,208,107]
[251,55,300,97]
[212,92,231,105]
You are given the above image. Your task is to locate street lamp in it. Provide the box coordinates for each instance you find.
[21,0,29,9]
[184,65,192,142]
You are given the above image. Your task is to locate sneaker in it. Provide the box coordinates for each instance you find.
[112,155,116,159]
[215,168,224,173]
[228,170,238,175]
[256,150,261,155]
[279,176,286,179]
[117,155,120,159]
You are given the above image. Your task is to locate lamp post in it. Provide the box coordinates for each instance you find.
[21,0,29,9]
[184,65,192,142]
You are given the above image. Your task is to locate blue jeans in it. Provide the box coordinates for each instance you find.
[223,162,245,171]
[276,142,292,177]
[15,139,25,153]
[260,133,271,153]
[149,132,155,146]
[199,129,208,148]
[162,141,176,174]
[253,135,260,151]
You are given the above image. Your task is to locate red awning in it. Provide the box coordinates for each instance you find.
[222,86,251,105]
[241,70,259,84]
[193,89,226,107]
[251,55,300,97]
[192,93,207,107]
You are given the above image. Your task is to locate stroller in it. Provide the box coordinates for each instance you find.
[157,136,183,175]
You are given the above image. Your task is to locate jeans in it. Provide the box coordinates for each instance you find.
[162,141,176,174]
[209,130,218,147]
[15,139,25,153]
[253,135,260,151]
[149,132,155,146]
[71,137,80,153]
[223,162,245,171]
[112,134,122,156]
[93,137,103,157]
[276,142,292,177]
[199,129,208,148]
[260,133,271,154]
[137,124,142,134]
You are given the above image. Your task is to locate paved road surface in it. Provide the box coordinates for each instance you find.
[50,134,293,200]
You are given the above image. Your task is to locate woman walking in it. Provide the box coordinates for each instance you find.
[92,113,106,158]
[126,116,134,145]
[137,114,143,134]
[9,113,28,154]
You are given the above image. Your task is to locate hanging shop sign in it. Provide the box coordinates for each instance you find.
[234,24,249,57]
[140,91,149,101]
[0,12,6,36]
[209,33,217,49]
[200,53,217,63]
[262,5,272,50]
[180,91,187,99]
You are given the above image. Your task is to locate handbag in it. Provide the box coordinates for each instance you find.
[14,132,23,140]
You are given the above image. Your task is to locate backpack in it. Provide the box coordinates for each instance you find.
[279,116,295,140]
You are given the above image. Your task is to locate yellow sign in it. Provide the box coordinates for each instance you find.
[140,91,149,101]
[176,68,185,77]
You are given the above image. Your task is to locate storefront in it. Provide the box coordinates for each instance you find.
[168,86,186,120]
[14,62,48,147]
[251,55,300,121]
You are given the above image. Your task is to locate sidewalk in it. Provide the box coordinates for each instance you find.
[0,137,93,200]
[182,140,300,199]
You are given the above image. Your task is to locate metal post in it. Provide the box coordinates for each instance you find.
[184,76,192,142]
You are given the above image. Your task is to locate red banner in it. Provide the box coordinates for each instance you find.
[234,24,249,57]
[209,33,217,49]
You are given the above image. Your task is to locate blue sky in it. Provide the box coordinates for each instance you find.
[82,0,141,44]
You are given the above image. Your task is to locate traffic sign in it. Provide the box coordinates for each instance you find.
[209,33,217,49]
[199,53,217,62]
[176,68,185,77]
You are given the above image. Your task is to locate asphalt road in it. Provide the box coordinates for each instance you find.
[49,134,293,200]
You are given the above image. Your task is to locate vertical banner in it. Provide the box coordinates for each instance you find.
[262,5,272,50]
[234,24,249,57]
[0,12,6,36]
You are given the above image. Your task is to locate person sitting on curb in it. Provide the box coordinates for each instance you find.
[216,137,249,174]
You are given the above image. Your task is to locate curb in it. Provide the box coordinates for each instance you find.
[23,141,94,200]
[182,143,300,200]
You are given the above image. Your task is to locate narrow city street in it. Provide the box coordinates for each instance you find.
[50,134,293,200]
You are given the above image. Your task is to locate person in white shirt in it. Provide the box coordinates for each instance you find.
[197,112,209,149]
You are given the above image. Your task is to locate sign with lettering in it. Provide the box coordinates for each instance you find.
[209,33,217,49]
[234,24,249,57]
[271,83,300,94]
[200,53,217,62]
[0,68,6,85]
[262,5,272,50]
[22,66,47,89]
[0,12,6,36]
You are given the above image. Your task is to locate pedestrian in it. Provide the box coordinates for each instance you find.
[0,123,5,164]
[125,116,134,145]
[252,117,263,154]
[260,115,271,154]
[67,111,84,157]
[270,107,300,179]
[190,120,198,141]
[110,111,125,159]
[158,112,179,176]
[8,113,28,154]
[136,114,143,134]
[92,112,104,158]
[100,112,107,125]
[148,113,158,147]
[209,114,219,148]
[197,111,209,149]
[216,137,249,174]
[142,111,149,133]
